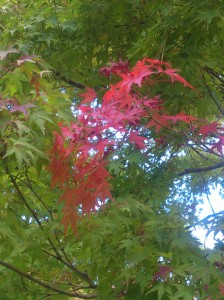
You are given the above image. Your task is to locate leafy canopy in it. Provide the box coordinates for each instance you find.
[0,1,223,299]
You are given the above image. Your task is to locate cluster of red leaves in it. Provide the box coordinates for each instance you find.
[48,58,224,233]
[99,58,129,77]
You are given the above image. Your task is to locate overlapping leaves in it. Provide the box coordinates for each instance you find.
[49,58,224,233]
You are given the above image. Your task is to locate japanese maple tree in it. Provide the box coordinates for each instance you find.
[0,1,223,299]
[49,58,224,235]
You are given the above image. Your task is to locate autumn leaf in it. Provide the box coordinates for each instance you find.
[129,131,146,149]
[49,58,199,233]
[0,99,35,115]
[161,67,194,89]
[147,112,170,132]
[99,59,129,76]
[80,87,97,104]
[162,112,197,124]
[198,122,218,138]
[119,61,153,91]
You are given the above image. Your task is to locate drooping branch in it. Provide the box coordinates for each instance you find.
[178,161,224,176]
[0,259,97,299]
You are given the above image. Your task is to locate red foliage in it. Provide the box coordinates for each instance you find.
[199,122,219,138]
[79,87,97,104]
[162,112,197,125]
[99,59,129,76]
[48,58,223,233]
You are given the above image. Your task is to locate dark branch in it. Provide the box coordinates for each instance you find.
[0,260,96,299]
[54,71,85,89]
[178,161,224,176]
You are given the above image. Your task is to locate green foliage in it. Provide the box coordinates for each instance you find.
[0,1,223,299]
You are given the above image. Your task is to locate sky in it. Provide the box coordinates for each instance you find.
[193,185,223,248]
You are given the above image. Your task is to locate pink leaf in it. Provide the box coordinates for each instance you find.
[198,122,218,138]
[129,131,146,149]
[162,112,197,124]
[80,87,97,104]
[0,99,35,115]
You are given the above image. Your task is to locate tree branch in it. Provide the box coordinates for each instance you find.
[54,71,85,89]
[0,260,96,299]
[43,249,96,288]
[178,161,224,176]
[5,166,95,287]
[24,169,54,221]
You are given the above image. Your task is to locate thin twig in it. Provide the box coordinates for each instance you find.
[200,68,224,115]
[188,150,216,214]
[24,169,54,220]
[201,176,216,215]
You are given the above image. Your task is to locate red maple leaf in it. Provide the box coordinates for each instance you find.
[147,112,170,132]
[198,122,218,138]
[143,96,162,109]
[60,188,79,235]
[145,58,171,68]
[118,62,153,92]
[162,112,197,124]
[99,59,129,76]
[80,87,97,104]
[161,68,194,89]
[129,131,146,149]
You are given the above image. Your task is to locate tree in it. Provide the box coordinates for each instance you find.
[0,0,223,299]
